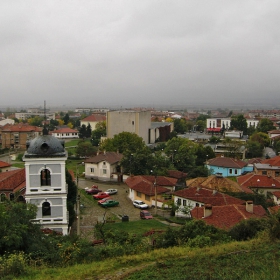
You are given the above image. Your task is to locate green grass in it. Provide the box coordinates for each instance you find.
[102,219,169,235]
[16,237,280,280]
[64,139,81,147]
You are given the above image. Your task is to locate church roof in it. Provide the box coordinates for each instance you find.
[24,135,66,158]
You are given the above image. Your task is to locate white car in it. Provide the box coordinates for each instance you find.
[133,200,148,209]
[104,189,118,195]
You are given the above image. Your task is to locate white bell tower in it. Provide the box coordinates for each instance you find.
[23,131,68,235]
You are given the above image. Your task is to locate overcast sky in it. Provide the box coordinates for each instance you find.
[1,1,280,109]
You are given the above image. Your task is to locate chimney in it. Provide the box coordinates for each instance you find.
[246,201,253,213]
[212,189,217,195]
[204,204,212,218]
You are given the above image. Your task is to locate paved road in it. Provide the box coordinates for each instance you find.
[74,178,145,238]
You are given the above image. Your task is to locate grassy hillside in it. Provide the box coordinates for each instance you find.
[15,236,280,280]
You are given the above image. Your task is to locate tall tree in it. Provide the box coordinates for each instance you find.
[75,141,97,158]
[230,114,247,134]
[257,118,275,133]
[79,124,87,138]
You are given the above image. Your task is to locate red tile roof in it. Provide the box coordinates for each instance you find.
[0,168,26,193]
[237,174,280,190]
[191,204,267,229]
[272,191,280,198]
[261,156,280,167]
[125,175,174,196]
[174,187,244,206]
[81,114,106,122]
[84,152,123,164]
[1,123,42,132]
[0,160,11,168]
[167,170,187,179]
[53,128,78,133]
[207,157,247,168]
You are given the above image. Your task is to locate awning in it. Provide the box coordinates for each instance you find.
[207,128,221,132]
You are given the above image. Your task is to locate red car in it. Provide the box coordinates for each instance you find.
[93,192,110,200]
[98,196,112,205]
[85,188,102,194]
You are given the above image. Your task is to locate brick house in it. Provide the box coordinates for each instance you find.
[0,123,42,149]
[254,156,280,178]
[191,202,267,230]
[0,168,26,202]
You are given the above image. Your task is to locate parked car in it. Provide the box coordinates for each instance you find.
[133,200,148,209]
[98,196,113,205]
[85,187,102,194]
[104,189,118,195]
[100,200,119,208]
[140,210,153,219]
[93,192,110,200]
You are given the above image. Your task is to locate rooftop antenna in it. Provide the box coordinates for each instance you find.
[42,100,48,135]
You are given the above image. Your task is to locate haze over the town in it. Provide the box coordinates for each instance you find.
[1,1,280,109]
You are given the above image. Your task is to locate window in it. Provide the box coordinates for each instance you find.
[103,161,106,165]
[196,203,199,207]
[137,191,141,197]
[0,193,6,202]
[235,169,238,175]
[229,169,232,174]
[9,193,14,201]
[183,200,186,206]
[145,195,150,201]
[90,168,94,173]
[177,198,181,205]
[262,171,267,175]
[103,169,107,174]
[41,169,51,186]
[132,121,134,125]
[276,172,280,177]
[42,202,51,216]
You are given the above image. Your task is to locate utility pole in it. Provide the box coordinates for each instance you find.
[76,163,81,235]
[151,169,157,215]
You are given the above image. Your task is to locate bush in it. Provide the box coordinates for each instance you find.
[0,252,28,278]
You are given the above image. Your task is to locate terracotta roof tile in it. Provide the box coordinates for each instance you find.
[0,161,11,168]
[84,152,123,164]
[0,168,26,192]
[207,157,247,168]
[237,174,280,189]
[53,128,78,133]
[81,114,106,122]
[174,187,244,206]
[191,204,267,229]
[261,156,280,166]
[1,123,42,132]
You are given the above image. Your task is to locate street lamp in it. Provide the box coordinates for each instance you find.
[151,169,157,215]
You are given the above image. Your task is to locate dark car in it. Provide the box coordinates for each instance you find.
[140,210,153,220]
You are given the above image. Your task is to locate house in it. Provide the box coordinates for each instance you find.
[191,201,267,230]
[0,168,26,202]
[126,175,177,208]
[167,170,187,189]
[173,187,244,218]
[271,191,280,206]
[254,156,280,178]
[0,160,12,172]
[186,175,244,192]
[84,151,123,181]
[237,174,280,196]
[268,130,280,142]
[52,127,79,139]
[80,114,106,130]
[0,123,42,149]
[206,157,253,177]
[23,130,69,235]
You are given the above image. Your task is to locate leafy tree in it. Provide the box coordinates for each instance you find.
[208,136,220,144]
[173,118,187,134]
[246,140,263,158]
[66,169,77,227]
[195,120,206,131]
[196,114,210,121]
[247,125,256,136]
[28,116,44,126]
[230,114,247,133]
[63,113,70,125]
[86,124,92,138]
[187,166,209,178]
[79,124,87,138]
[49,119,59,131]
[195,145,215,166]
[257,118,275,133]
[75,141,97,158]
[164,138,197,172]
[273,137,280,155]
[91,121,106,146]
[223,138,243,158]
[58,119,64,126]
[250,132,270,148]
[100,132,145,153]
[0,201,41,254]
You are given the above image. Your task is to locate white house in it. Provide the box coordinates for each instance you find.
[52,127,79,139]
[84,152,123,181]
